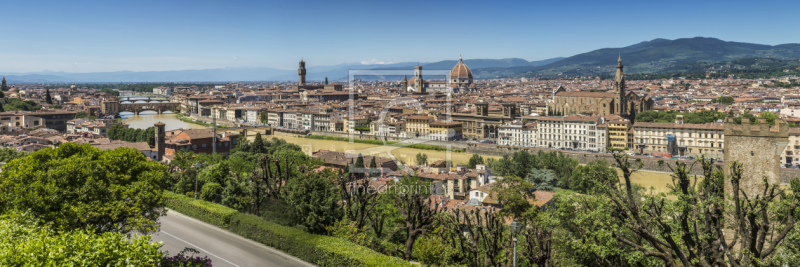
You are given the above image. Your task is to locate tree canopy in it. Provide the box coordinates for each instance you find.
[0,143,168,233]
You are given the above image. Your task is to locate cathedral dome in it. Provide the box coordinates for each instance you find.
[450,55,472,78]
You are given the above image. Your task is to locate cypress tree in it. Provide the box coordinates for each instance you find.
[45,89,53,105]
[369,156,377,177]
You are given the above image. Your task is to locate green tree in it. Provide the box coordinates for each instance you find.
[587,153,800,266]
[467,154,484,169]
[759,110,779,125]
[0,143,168,233]
[369,156,377,177]
[200,182,223,202]
[45,89,53,104]
[415,152,428,166]
[3,98,41,111]
[285,169,341,234]
[570,160,618,194]
[525,168,557,191]
[0,213,165,266]
[251,133,267,154]
[0,148,27,163]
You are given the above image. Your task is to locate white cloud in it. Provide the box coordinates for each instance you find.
[360,59,396,65]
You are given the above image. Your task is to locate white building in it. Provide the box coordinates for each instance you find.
[498,122,536,147]
[538,117,564,148]
[563,116,604,151]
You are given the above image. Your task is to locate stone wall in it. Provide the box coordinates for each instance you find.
[466,143,799,184]
[307,131,469,149]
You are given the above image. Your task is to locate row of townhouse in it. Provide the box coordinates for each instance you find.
[497,122,536,147]
[66,118,125,137]
[536,116,607,152]
[265,109,341,132]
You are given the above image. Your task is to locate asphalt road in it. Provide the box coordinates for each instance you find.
[151,210,315,267]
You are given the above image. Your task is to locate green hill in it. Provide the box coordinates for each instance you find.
[471,37,800,78]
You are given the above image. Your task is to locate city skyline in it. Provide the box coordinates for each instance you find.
[1,0,799,73]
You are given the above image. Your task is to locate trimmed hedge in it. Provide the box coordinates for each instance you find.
[163,191,412,267]
[163,191,237,228]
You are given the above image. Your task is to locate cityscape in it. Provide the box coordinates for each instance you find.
[1,0,800,266]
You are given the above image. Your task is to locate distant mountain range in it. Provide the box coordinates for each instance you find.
[0,57,563,83]
[3,37,799,83]
[508,37,800,78]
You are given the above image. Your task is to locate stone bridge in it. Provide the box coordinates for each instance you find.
[119,97,171,103]
[120,102,181,115]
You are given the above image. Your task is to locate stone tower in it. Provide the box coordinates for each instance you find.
[298,58,306,86]
[1,76,7,91]
[723,118,789,196]
[613,55,627,115]
[154,122,166,161]
[502,103,517,119]
[402,74,408,91]
[475,102,489,117]
[414,65,425,93]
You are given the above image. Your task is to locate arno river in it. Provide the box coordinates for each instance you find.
[122,113,676,194]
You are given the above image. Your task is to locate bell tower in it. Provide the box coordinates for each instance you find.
[298,58,307,86]
[613,55,627,115]
[1,76,7,91]
[414,65,425,93]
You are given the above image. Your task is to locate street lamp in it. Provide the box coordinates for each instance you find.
[194,162,201,200]
[509,219,523,267]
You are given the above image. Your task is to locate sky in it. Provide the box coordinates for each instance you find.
[1,0,798,73]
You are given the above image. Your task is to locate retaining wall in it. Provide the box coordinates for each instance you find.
[466,143,800,185]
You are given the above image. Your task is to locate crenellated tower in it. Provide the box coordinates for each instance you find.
[298,58,306,86]
[723,117,789,196]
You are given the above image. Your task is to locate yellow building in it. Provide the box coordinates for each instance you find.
[406,115,432,137]
[608,119,632,150]
[429,121,463,141]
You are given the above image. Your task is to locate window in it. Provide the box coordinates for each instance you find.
[192,145,197,149]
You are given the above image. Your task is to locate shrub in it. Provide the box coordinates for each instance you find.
[200,182,223,202]
[163,191,237,228]
[164,190,411,267]
[228,213,413,267]
[0,214,163,266]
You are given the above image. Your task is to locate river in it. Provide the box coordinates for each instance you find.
[122,114,675,194]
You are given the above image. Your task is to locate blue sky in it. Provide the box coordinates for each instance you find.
[1,0,798,73]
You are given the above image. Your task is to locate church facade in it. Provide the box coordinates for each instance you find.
[548,56,653,118]
[403,56,476,93]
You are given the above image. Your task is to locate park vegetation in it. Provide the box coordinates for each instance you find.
[5,132,800,266]
[108,124,156,146]
[0,143,209,266]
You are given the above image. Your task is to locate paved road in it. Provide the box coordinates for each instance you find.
[151,210,315,267]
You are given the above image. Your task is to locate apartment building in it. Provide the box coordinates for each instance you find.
[633,121,725,158]
[282,110,298,129]
[563,116,604,151]
[538,117,564,148]
[300,111,314,131]
[498,122,537,147]
[405,115,432,138]
[428,121,463,141]
[782,127,800,166]
[608,119,632,150]
[267,109,283,126]
[312,112,333,132]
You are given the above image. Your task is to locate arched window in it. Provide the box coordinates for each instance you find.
[192,145,197,149]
